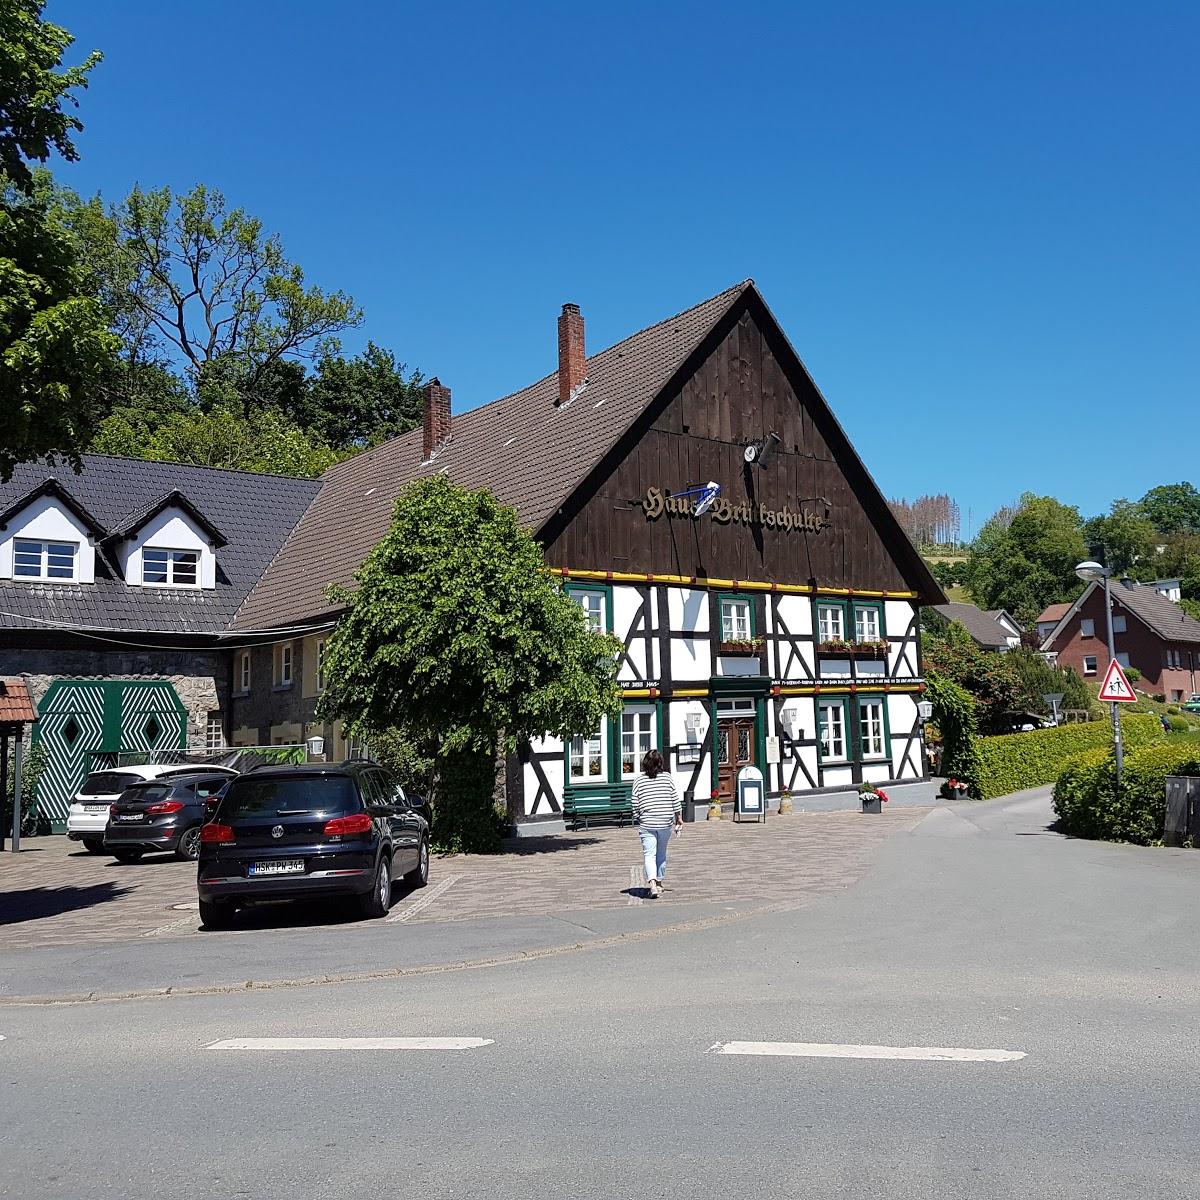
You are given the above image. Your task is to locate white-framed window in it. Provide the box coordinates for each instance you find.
[1083,655,1098,675]
[1112,614,1126,634]
[13,538,77,581]
[574,590,606,634]
[818,700,847,761]
[1080,618,1095,638]
[205,712,225,752]
[1165,648,1182,669]
[620,706,656,778]
[1115,652,1130,668]
[817,603,844,641]
[859,699,886,759]
[720,597,752,642]
[854,606,881,642]
[569,723,606,781]
[315,639,327,693]
[276,642,294,687]
[238,650,251,693]
[143,547,199,587]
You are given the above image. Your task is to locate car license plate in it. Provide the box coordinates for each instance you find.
[84,804,108,813]
[248,859,304,877]
[116,814,143,822]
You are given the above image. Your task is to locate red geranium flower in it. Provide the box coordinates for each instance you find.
[710,788,720,800]
[877,789,889,802]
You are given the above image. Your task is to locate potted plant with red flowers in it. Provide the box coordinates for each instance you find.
[940,777,969,800]
[858,781,889,814]
[706,787,724,820]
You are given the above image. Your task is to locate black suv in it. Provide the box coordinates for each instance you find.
[104,771,236,862]
[197,762,429,928]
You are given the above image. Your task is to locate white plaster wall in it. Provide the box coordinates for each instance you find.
[885,600,918,677]
[0,495,96,582]
[667,587,709,632]
[886,692,922,779]
[670,637,711,682]
[613,584,647,682]
[776,595,814,681]
[822,764,854,788]
[119,507,216,589]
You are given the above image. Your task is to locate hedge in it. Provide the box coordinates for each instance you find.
[1052,740,1200,844]
[974,713,1162,800]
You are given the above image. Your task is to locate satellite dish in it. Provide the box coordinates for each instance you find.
[692,481,721,517]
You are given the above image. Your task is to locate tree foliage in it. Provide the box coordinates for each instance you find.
[963,494,1088,624]
[318,477,624,849]
[299,342,424,448]
[1082,499,1159,575]
[0,1,99,192]
[0,6,117,480]
[1139,482,1200,536]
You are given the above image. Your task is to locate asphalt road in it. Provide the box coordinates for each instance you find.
[1,789,1196,1199]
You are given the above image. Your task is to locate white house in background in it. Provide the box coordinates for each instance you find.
[930,602,1023,652]
[1150,578,1182,603]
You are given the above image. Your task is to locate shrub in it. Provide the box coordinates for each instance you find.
[1167,705,1181,714]
[1053,740,1200,844]
[1165,715,1191,733]
[1124,665,1142,682]
[975,713,1161,800]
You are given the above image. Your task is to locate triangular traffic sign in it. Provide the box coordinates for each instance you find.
[1098,659,1138,703]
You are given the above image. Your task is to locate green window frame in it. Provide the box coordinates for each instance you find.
[852,601,886,643]
[817,696,849,763]
[816,601,846,642]
[719,592,755,642]
[857,694,892,762]
[565,582,613,635]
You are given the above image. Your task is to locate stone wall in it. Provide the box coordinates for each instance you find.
[0,646,230,750]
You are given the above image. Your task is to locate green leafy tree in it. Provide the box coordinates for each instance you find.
[1139,482,1200,536]
[300,342,425,447]
[61,182,361,412]
[0,2,99,193]
[1082,499,1159,576]
[0,6,117,480]
[922,613,1029,732]
[319,477,623,851]
[964,494,1088,624]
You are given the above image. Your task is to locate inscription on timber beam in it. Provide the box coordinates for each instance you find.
[638,487,829,532]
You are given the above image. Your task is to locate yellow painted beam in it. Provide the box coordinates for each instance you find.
[551,565,917,600]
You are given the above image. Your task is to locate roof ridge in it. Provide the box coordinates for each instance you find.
[80,452,323,486]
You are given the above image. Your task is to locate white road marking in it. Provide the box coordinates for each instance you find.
[627,865,644,905]
[385,874,461,923]
[141,913,200,937]
[206,1036,492,1052]
[710,1041,1025,1063]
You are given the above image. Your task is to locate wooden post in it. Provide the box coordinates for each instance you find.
[11,734,24,852]
[0,731,8,852]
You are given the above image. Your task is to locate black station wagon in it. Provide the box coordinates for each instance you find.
[196,761,429,928]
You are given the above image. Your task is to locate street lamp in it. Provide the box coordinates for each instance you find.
[1075,560,1123,786]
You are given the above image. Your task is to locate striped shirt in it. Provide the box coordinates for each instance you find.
[632,773,681,827]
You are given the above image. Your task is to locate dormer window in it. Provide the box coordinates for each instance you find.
[143,548,200,587]
[13,538,78,581]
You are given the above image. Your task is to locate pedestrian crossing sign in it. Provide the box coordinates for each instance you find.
[1098,659,1137,703]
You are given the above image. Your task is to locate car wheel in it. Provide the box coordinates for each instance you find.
[405,838,429,888]
[176,825,203,861]
[359,855,392,919]
[82,837,105,854]
[112,847,144,863]
[199,898,236,930]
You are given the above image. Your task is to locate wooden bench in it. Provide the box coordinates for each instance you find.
[563,786,633,830]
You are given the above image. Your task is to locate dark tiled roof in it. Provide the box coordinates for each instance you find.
[0,455,321,634]
[233,281,752,631]
[930,602,1021,648]
[1113,582,1200,645]
[0,677,36,723]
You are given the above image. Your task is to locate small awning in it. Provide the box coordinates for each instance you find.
[0,678,37,725]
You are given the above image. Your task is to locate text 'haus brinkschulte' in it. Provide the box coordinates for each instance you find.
[232,280,946,819]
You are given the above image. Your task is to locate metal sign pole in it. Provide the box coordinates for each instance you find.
[1103,574,1124,788]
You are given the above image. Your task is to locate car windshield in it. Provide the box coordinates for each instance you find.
[79,772,145,796]
[220,776,355,820]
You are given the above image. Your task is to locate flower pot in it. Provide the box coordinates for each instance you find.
[861,796,882,814]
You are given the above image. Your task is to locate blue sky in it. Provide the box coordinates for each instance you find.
[51,1,1198,534]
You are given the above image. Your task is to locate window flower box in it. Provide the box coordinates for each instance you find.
[818,639,889,658]
[719,637,765,657]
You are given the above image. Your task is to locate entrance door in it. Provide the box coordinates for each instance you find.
[717,717,756,801]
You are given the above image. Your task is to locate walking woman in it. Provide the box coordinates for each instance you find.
[632,750,682,898]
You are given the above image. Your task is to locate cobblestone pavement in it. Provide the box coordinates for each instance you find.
[0,809,928,950]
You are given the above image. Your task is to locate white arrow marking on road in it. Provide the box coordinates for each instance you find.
[206,1037,493,1052]
[385,874,461,923]
[711,1041,1025,1062]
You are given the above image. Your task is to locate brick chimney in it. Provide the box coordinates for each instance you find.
[422,377,451,460]
[557,302,585,406]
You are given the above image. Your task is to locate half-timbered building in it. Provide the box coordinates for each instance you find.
[232,281,944,819]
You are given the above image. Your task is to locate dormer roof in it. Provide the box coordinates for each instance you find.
[0,478,106,538]
[105,489,228,549]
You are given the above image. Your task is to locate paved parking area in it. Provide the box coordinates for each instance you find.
[0,808,928,950]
